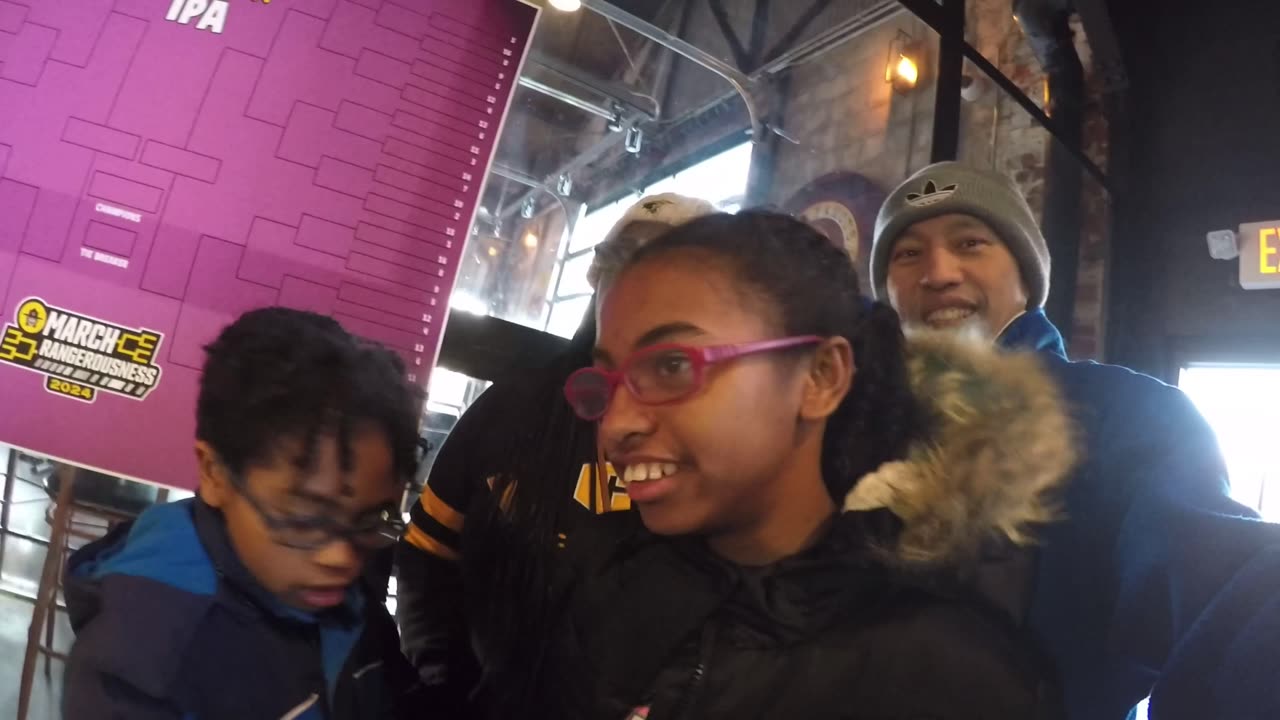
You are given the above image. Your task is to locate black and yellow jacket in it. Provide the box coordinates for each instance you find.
[395,361,625,713]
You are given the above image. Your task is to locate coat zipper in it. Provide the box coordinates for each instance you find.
[666,620,719,720]
[280,693,319,720]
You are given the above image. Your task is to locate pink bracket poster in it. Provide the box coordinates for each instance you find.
[0,0,539,489]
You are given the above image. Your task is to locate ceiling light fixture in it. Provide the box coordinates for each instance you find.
[549,0,582,11]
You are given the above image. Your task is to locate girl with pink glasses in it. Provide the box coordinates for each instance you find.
[536,210,1077,719]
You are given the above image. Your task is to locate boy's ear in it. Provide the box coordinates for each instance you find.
[800,336,854,422]
[195,441,230,509]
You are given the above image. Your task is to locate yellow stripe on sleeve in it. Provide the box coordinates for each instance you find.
[404,524,460,562]
[417,484,465,533]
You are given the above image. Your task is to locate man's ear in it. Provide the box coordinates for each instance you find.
[195,441,230,509]
[800,337,854,422]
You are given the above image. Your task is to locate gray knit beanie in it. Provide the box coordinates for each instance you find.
[870,162,1051,308]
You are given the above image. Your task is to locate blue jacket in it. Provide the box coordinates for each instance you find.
[1000,310,1280,720]
[63,499,423,720]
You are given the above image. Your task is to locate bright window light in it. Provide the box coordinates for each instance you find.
[428,367,472,413]
[546,143,754,338]
[449,290,490,316]
[1179,365,1280,520]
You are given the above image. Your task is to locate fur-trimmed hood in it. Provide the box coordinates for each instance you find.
[845,331,1078,569]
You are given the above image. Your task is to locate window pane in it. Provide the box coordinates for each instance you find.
[556,251,597,300]
[653,143,753,205]
[569,198,632,255]
[546,296,592,340]
[419,369,490,492]
[1180,366,1280,520]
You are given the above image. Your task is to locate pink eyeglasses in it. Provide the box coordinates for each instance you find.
[563,336,824,421]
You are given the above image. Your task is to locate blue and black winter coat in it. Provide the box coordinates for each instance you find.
[63,498,424,720]
[975,310,1279,719]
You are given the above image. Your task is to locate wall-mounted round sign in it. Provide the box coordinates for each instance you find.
[783,172,887,293]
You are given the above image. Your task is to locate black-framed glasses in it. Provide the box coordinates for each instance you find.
[231,475,406,551]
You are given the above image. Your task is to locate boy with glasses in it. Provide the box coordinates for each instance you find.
[63,307,424,719]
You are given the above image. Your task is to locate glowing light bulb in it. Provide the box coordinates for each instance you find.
[523,233,539,249]
[895,55,919,88]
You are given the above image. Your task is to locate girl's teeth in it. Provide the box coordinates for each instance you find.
[622,463,679,484]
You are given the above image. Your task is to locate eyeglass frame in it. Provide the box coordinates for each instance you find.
[563,335,825,422]
[227,470,407,552]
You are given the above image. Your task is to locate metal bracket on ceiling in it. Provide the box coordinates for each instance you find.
[492,164,577,223]
[578,0,768,143]
[491,119,634,223]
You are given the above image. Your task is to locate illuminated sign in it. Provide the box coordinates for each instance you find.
[1239,221,1280,290]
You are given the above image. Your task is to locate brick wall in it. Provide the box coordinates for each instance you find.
[766,13,939,205]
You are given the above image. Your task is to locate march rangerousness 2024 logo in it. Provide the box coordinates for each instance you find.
[0,298,164,404]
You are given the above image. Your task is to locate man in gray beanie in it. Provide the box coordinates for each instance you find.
[871,161,1052,343]
[868,162,1280,720]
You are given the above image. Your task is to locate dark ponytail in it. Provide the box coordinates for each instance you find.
[627,210,925,499]
[461,306,596,716]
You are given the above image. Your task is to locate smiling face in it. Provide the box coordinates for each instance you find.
[884,213,1028,340]
[594,250,848,559]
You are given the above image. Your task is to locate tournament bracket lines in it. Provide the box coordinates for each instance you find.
[0,298,164,404]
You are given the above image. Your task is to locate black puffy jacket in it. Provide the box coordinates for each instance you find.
[542,510,1061,720]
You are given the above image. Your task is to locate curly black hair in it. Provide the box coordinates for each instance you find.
[195,307,421,485]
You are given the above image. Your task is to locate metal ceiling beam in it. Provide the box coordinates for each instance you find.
[746,0,772,67]
[492,164,544,189]
[517,75,620,121]
[752,1,903,79]
[529,52,660,120]
[578,0,766,142]
[706,0,752,70]
[757,0,835,71]
[961,44,1109,189]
